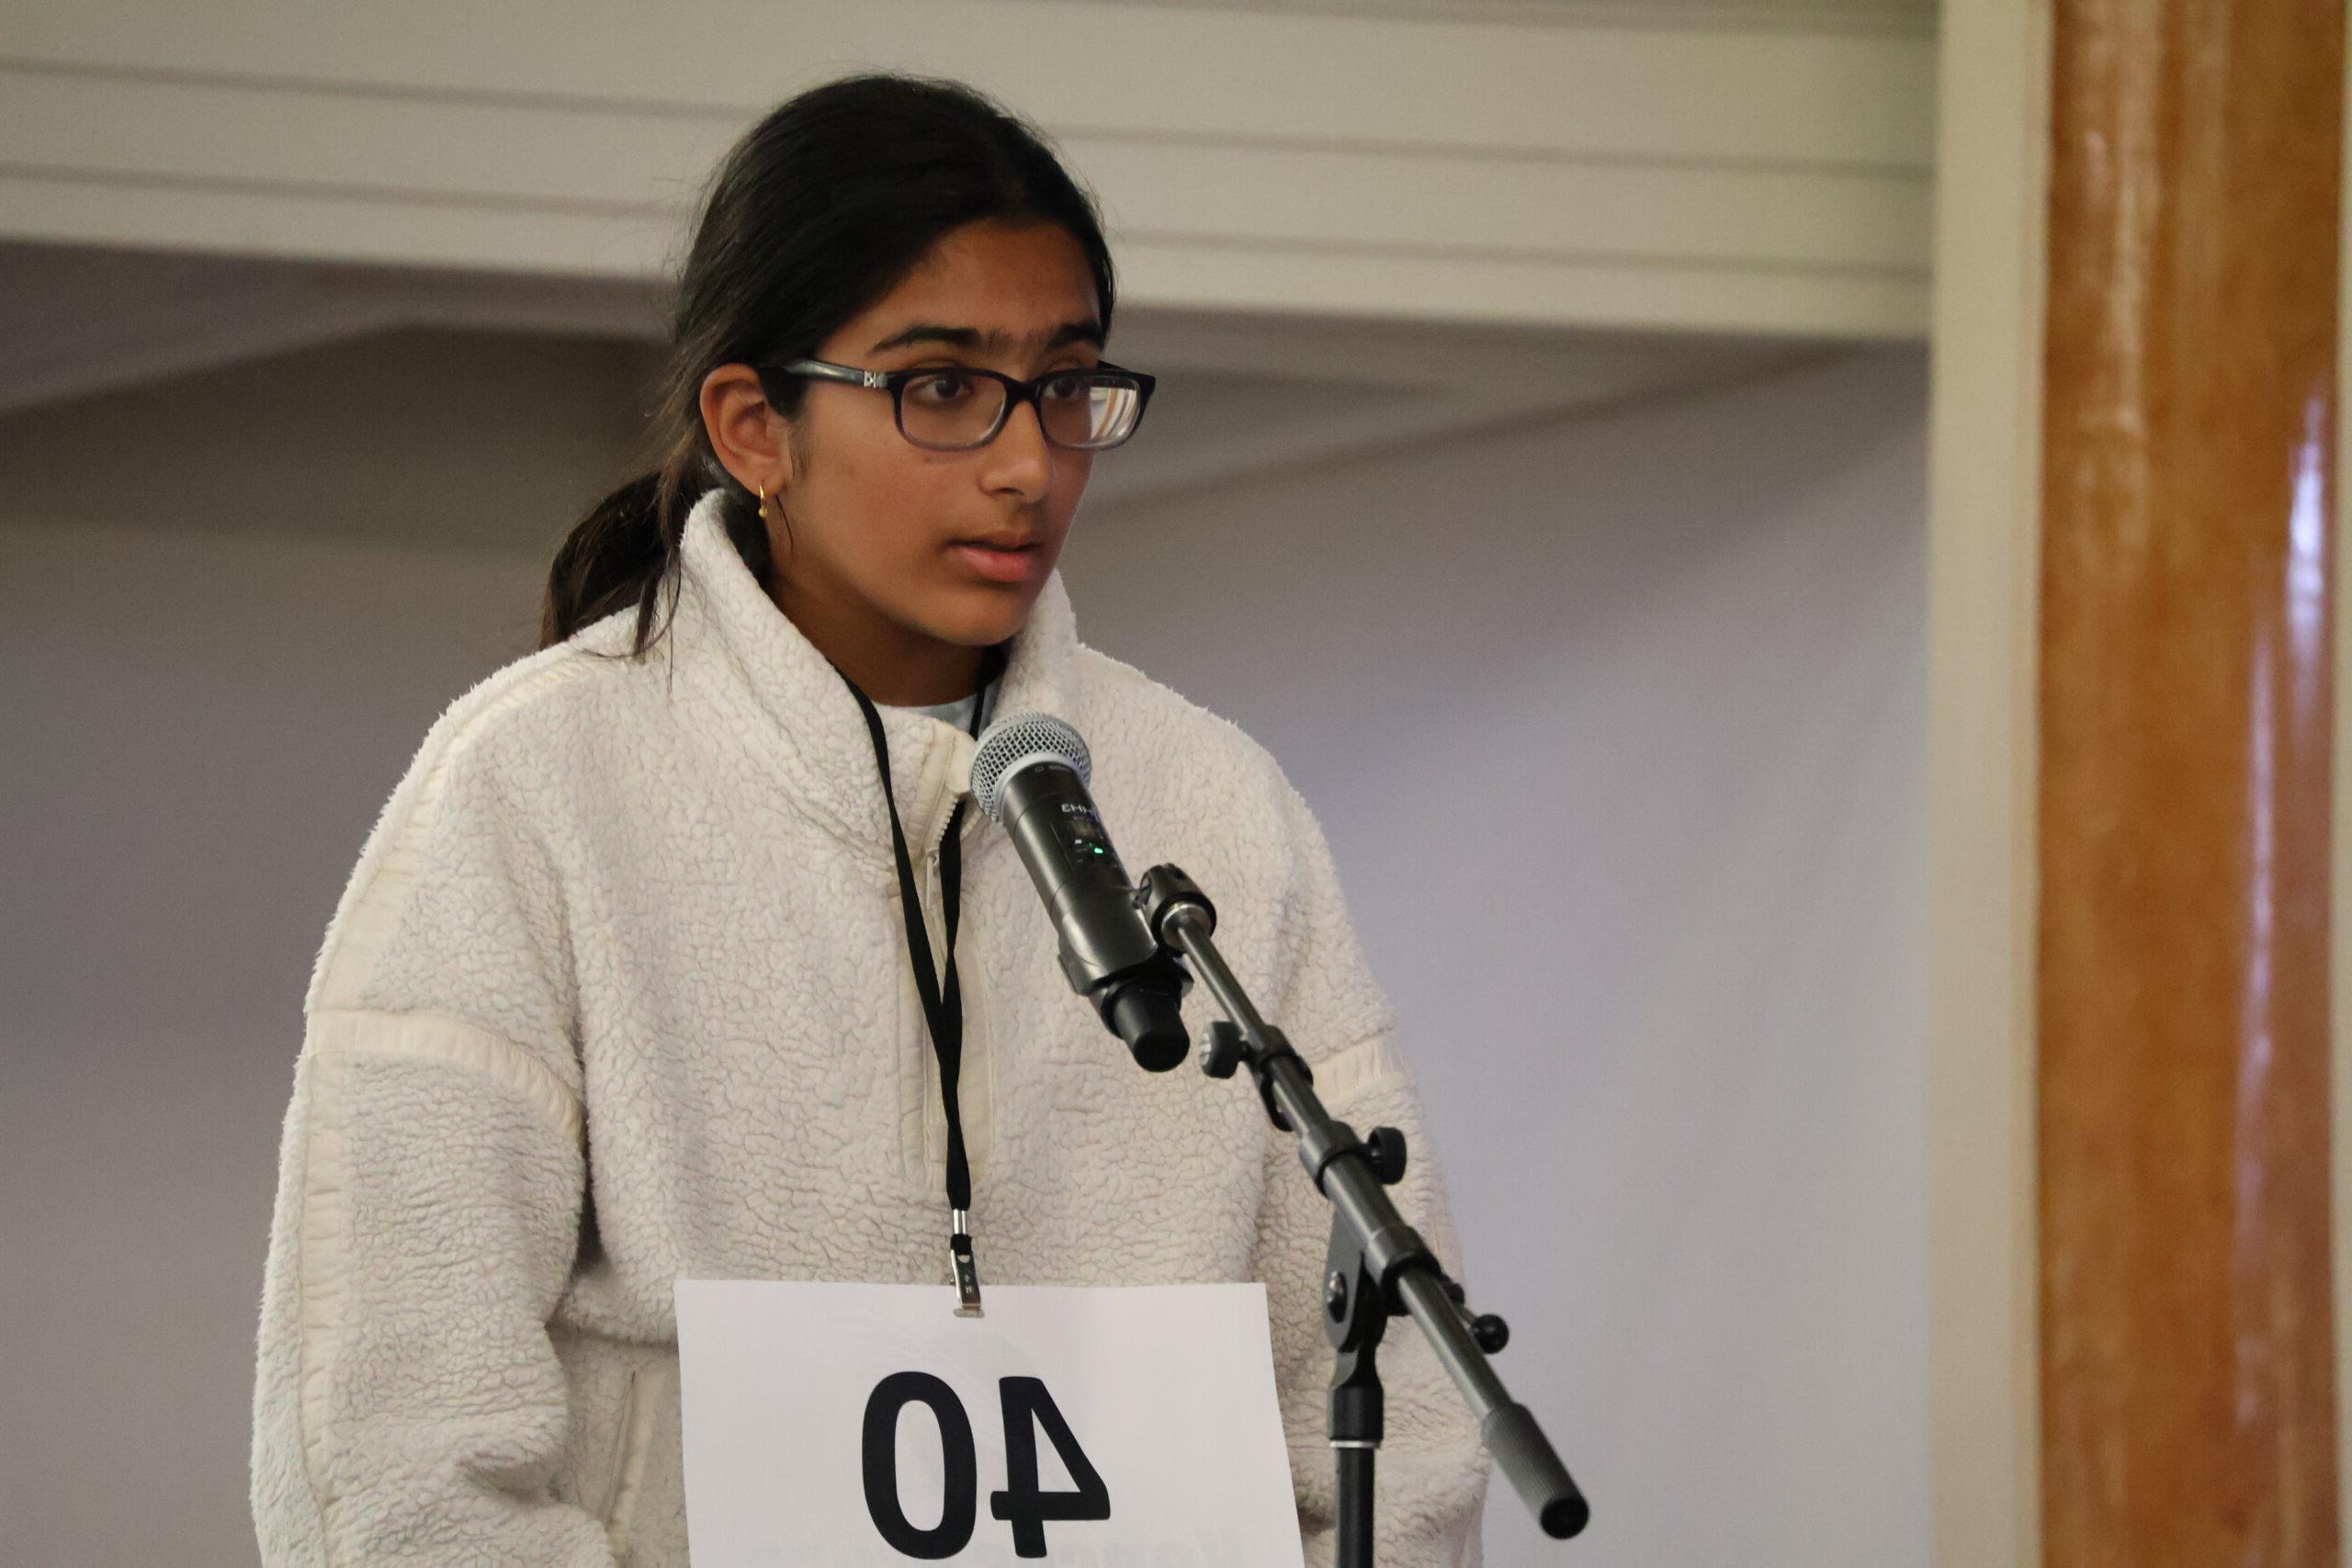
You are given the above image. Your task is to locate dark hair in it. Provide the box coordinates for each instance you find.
[540,73,1117,652]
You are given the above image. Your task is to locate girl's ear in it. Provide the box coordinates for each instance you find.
[698,363,797,495]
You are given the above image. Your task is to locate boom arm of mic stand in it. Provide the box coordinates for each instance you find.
[1137,865,1589,1543]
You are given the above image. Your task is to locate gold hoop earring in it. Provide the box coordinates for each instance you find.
[755,480,769,522]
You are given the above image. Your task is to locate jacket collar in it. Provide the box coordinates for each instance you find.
[659,486,1080,863]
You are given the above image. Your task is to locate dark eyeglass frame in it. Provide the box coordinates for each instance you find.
[756,355,1158,452]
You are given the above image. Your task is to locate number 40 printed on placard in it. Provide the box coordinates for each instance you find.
[863,1372,1111,1561]
[675,1280,1305,1568]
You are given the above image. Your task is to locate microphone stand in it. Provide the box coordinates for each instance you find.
[1129,865,1589,1564]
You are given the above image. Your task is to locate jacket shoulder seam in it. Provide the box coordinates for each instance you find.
[305,1007,585,1142]
[1314,1029,1408,1102]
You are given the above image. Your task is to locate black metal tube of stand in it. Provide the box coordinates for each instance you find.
[1148,886,1590,1551]
[1337,1448,1376,1567]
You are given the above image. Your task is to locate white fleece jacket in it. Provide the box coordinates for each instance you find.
[250,489,1490,1566]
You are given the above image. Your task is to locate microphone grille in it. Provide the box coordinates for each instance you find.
[970,711,1091,824]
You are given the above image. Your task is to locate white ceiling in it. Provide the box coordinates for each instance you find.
[0,238,1820,515]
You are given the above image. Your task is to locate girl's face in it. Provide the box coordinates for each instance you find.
[718,220,1104,688]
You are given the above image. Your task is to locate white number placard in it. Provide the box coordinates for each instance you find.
[674,1280,1307,1568]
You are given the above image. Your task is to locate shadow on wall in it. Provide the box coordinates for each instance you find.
[0,325,664,552]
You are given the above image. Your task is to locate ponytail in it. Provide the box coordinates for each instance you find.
[539,441,777,654]
[540,469,670,652]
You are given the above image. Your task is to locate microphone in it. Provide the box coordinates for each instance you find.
[969,713,1191,1071]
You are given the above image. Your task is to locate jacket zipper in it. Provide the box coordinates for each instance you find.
[911,726,970,962]
[914,731,980,1179]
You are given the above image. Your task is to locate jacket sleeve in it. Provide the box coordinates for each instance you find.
[250,695,619,1568]
[1249,782,1492,1568]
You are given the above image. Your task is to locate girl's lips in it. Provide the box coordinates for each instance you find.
[947,540,1046,584]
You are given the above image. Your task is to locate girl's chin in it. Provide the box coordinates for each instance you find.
[910,583,1040,649]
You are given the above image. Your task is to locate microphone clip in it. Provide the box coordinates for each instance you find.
[1057,941,1194,1069]
[1136,863,1216,944]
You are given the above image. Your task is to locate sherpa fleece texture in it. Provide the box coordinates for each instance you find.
[251,489,1490,1566]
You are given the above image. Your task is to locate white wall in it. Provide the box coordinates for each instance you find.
[2,526,546,1563]
[0,329,629,1564]
[1,334,1928,1566]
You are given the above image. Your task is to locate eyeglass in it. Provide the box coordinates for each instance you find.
[758,356,1156,453]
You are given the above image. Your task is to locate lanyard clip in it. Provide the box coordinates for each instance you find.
[950,1213,983,1317]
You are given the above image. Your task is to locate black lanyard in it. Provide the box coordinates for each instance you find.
[839,646,1005,1317]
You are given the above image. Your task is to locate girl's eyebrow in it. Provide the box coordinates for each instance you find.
[867,320,1104,355]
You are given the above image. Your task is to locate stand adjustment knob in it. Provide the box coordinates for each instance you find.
[1364,1125,1408,1185]
[1438,1276,1510,1351]
[1202,1021,1245,1079]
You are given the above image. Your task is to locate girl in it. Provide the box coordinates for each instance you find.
[251,73,1488,1567]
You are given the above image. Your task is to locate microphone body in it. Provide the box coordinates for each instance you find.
[971,714,1190,1070]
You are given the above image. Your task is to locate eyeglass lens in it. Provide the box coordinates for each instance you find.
[899,370,1144,451]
